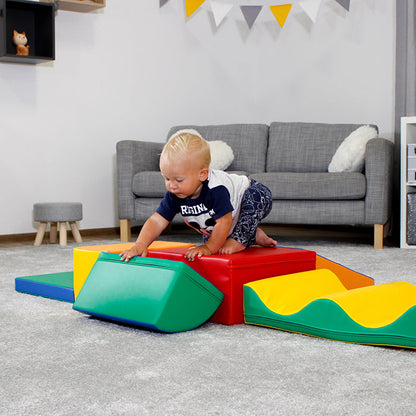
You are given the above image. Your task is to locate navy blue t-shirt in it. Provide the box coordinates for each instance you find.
[156,169,250,237]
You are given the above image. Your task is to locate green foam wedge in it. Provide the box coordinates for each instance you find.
[73,253,224,333]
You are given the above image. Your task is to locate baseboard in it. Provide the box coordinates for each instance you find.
[0,227,120,247]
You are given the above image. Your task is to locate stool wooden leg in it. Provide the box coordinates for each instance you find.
[34,222,47,246]
[50,222,58,244]
[59,222,67,246]
[70,221,83,243]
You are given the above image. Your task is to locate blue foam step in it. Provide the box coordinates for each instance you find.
[15,271,74,303]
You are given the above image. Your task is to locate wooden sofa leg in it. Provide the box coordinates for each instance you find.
[120,219,131,242]
[374,225,383,249]
[374,219,391,249]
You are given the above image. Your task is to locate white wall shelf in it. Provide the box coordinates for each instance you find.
[400,116,416,248]
[52,0,105,13]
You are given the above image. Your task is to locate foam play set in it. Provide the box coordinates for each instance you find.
[14,241,416,348]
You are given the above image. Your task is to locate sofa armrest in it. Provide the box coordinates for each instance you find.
[364,138,394,224]
[116,140,164,219]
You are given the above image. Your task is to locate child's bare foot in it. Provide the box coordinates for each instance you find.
[256,228,277,247]
[218,238,246,255]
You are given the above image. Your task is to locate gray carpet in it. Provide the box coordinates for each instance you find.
[2,234,416,416]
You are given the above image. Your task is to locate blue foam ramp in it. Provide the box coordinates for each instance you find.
[15,271,74,303]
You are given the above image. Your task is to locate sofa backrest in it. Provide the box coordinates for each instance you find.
[167,124,269,174]
[267,122,369,172]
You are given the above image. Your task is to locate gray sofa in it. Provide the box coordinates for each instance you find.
[117,122,393,248]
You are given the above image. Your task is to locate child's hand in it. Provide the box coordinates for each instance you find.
[184,245,212,261]
[120,243,148,262]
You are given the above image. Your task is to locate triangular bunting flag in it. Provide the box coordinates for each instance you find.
[335,0,350,11]
[298,0,322,23]
[160,0,169,7]
[240,5,263,29]
[185,0,205,18]
[269,4,292,28]
[210,1,233,27]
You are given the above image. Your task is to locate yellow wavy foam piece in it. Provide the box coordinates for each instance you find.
[326,281,416,328]
[246,269,347,316]
[246,269,416,328]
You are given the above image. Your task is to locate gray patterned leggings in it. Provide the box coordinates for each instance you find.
[203,179,273,247]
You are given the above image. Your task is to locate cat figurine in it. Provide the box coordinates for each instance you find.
[13,30,30,56]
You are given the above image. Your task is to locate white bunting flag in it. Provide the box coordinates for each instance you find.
[298,0,322,23]
[210,1,233,27]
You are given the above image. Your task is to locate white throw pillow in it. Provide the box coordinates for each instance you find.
[208,140,234,170]
[328,125,378,173]
[167,129,234,171]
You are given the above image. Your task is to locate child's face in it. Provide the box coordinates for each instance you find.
[160,153,208,199]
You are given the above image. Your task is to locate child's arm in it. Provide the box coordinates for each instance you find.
[184,212,233,261]
[120,213,169,261]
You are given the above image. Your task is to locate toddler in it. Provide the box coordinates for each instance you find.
[120,129,276,262]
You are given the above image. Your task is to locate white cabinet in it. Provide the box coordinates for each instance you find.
[400,116,416,248]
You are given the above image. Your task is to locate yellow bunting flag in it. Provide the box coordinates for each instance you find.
[185,0,205,18]
[270,4,292,28]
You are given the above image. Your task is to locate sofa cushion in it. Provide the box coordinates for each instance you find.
[167,124,268,173]
[133,172,165,197]
[250,172,366,200]
[267,122,367,173]
[265,200,365,225]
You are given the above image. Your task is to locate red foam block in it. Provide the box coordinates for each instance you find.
[148,246,316,325]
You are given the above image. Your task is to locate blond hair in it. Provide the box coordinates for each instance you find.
[161,132,211,168]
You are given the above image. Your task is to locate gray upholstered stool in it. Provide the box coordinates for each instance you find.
[33,202,83,246]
